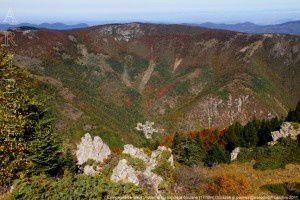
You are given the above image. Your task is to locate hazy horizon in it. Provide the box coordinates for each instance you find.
[0,0,299,25]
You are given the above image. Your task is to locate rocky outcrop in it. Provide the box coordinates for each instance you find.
[123,144,150,163]
[230,147,241,161]
[111,145,174,199]
[149,146,174,171]
[76,133,111,165]
[123,145,174,171]
[269,122,300,145]
[135,121,158,139]
[110,159,139,186]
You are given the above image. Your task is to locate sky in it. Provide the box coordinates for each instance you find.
[0,0,299,25]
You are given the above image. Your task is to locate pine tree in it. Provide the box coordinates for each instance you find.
[28,114,62,176]
[286,100,300,123]
[224,122,244,151]
[63,148,77,173]
[172,132,185,164]
[243,121,258,147]
[192,134,207,163]
[204,143,230,166]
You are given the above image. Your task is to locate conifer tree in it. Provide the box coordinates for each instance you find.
[243,121,258,147]
[28,112,62,176]
[204,143,229,166]
[286,100,300,123]
[224,122,244,151]
[172,132,185,164]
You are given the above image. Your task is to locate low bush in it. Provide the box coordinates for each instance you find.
[237,138,300,170]
[11,173,149,199]
[101,155,120,178]
[122,155,147,172]
[253,158,285,170]
[262,183,288,195]
[153,159,174,180]
[262,182,300,196]
[235,148,255,162]
[172,166,213,195]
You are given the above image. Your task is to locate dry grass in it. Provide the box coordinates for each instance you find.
[204,162,300,195]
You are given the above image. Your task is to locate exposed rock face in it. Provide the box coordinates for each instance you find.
[136,121,158,139]
[123,145,174,171]
[123,144,150,163]
[230,147,241,161]
[112,145,174,199]
[149,146,174,171]
[269,122,300,145]
[110,159,139,186]
[76,133,111,165]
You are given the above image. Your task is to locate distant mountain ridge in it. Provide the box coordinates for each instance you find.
[0,22,89,30]
[1,20,300,34]
[195,21,300,35]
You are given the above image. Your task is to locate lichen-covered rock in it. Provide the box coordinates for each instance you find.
[136,121,158,139]
[76,133,111,165]
[123,144,150,163]
[110,159,139,186]
[83,165,98,176]
[230,147,241,161]
[114,145,173,199]
[269,122,300,145]
[149,146,174,170]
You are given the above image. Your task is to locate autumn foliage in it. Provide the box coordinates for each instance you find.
[217,172,251,196]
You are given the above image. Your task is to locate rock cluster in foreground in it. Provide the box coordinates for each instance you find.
[76,133,174,199]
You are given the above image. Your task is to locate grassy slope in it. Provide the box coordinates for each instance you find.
[205,162,300,195]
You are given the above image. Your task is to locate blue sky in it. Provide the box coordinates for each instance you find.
[0,0,299,25]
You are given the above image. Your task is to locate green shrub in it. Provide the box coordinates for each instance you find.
[120,155,147,172]
[235,148,255,162]
[262,183,300,196]
[253,158,285,170]
[153,160,174,180]
[262,184,288,195]
[238,138,300,170]
[101,155,120,178]
[11,174,149,199]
